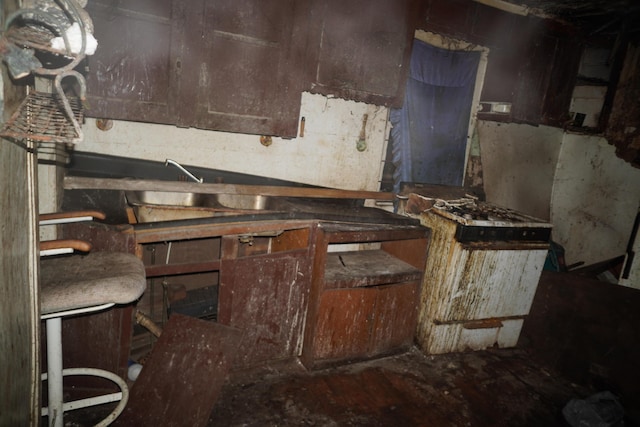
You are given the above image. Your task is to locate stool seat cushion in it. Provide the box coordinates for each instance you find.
[41,251,146,315]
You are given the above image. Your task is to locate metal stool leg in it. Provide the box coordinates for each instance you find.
[45,316,64,427]
[41,307,129,426]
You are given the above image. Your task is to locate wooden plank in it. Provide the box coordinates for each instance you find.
[381,236,430,270]
[322,223,428,243]
[0,120,40,423]
[324,250,422,289]
[85,0,176,124]
[132,219,315,244]
[300,224,325,369]
[117,314,242,427]
[63,176,396,200]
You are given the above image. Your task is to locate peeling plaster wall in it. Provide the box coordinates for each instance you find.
[76,92,389,191]
[550,133,640,268]
[476,120,563,221]
[478,119,640,275]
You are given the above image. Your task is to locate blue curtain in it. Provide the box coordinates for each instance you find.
[390,40,481,192]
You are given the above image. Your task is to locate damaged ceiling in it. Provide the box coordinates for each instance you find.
[508,0,640,38]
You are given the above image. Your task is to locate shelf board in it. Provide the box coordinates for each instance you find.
[324,250,422,289]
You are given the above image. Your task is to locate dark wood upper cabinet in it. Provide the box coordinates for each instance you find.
[84,0,177,125]
[188,0,308,137]
[85,0,308,137]
[305,0,417,107]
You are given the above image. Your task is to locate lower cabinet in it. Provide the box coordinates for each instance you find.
[302,222,430,369]
[313,281,419,361]
[128,219,428,371]
[132,225,314,369]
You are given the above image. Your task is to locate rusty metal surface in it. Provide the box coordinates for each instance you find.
[117,314,242,427]
[416,208,548,354]
[0,91,83,143]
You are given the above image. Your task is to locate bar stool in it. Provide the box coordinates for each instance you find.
[39,212,146,427]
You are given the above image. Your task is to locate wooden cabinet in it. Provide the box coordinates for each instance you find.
[85,0,417,136]
[218,228,314,367]
[306,0,417,107]
[301,222,430,369]
[84,0,178,126]
[70,212,429,371]
[132,224,315,368]
[85,0,308,137]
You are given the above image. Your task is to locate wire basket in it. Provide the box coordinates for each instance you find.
[0,91,84,144]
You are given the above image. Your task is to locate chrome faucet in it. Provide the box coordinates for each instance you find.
[165,159,203,183]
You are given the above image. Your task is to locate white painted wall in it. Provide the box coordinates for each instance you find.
[77,92,389,191]
[476,120,564,221]
[477,120,640,282]
[550,133,640,268]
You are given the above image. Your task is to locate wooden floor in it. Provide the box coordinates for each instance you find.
[61,270,638,426]
[207,347,593,427]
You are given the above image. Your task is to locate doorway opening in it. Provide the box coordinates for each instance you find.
[381,31,488,193]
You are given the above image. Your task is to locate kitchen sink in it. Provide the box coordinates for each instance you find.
[215,194,277,210]
[124,190,287,223]
[128,190,215,207]
[126,191,279,210]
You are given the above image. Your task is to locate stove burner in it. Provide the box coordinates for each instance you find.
[432,198,530,222]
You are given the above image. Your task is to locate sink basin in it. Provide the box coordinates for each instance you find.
[124,191,287,223]
[126,191,278,210]
[129,191,214,207]
[215,194,275,210]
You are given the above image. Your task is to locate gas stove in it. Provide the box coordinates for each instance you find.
[405,185,553,355]
[400,191,552,243]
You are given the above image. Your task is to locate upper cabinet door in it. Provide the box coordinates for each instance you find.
[307,0,416,107]
[189,0,306,137]
[84,0,179,125]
